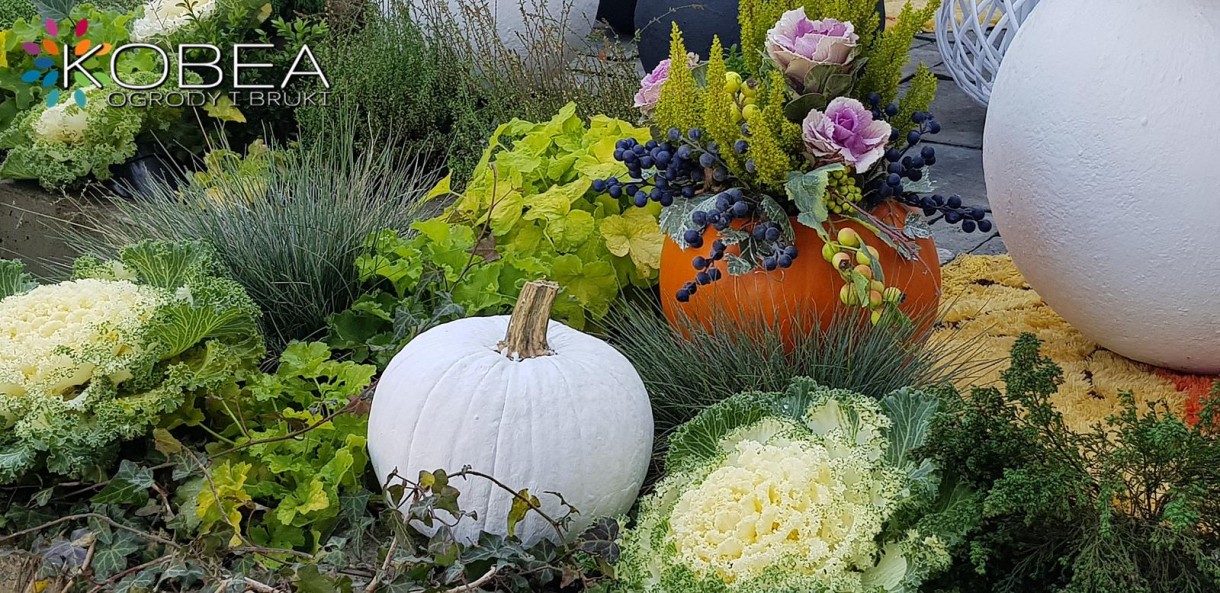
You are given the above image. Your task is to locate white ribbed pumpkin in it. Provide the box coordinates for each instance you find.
[367,281,654,546]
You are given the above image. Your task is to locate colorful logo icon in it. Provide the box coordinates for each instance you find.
[20,18,110,107]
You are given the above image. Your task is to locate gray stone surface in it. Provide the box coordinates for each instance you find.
[0,182,79,280]
[924,80,987,149]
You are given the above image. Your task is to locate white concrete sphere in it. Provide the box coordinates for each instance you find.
[983,0,1220,373]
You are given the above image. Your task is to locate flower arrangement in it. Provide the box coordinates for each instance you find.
[597,0,992,324]
[615,377,965,592]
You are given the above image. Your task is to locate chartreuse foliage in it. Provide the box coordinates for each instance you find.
[616,378,973,593]
[328,104,661,366]
[189,342,376,552]
[922,335,1220,593]
[0,240,263,483]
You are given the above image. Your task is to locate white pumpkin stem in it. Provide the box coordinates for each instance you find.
[499,280,559,359]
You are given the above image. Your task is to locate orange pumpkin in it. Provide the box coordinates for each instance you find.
[659,201,942,340]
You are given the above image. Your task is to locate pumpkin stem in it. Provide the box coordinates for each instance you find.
[499,280,559,360]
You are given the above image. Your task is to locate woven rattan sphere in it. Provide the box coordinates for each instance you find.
[935,0,1040,106]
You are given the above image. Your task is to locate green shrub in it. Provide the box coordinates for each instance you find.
[298,0,640,186]
[922,335,1220,593]
[65,114,439,351]
[0,0,34,29]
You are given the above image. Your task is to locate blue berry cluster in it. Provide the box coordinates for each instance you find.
[596,127,788,301]
[903,194,993,233]
[864,93,994,235]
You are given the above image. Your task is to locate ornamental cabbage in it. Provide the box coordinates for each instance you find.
[615,378,968,593]
[0,71,182,190]
[0,240,263,482]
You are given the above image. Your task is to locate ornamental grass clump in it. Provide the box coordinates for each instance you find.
[67,114,439,351]
[616,378,970,593]
[0,240,263,483]
[608,298,985,441]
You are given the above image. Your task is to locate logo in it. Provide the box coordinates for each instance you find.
[19,18,112,107]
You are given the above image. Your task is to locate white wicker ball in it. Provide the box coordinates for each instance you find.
[935,0,1040,107]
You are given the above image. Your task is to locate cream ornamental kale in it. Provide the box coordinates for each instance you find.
[615,378,972,593]
[0,240,263,482]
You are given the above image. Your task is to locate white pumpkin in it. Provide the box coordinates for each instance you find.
[367,281,654,546]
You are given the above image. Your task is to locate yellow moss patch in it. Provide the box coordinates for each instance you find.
[932,255,1210,429]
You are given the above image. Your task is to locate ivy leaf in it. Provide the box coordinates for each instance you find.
[93,460,154,505]
[725,254,756,276]
[787,168,839,239]
[659,196,717,245]
[600,208,663,276]
[91,531,141,580]
[902,167,934,194]
[275,479,331,526]
[507,489,540,538]
[715,228,750,247]
[577,517,621,563]
[902,212,934,240]
[758,195,795,242]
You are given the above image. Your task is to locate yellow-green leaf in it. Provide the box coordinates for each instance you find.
[203,94,246,123]
[600,208,663,277]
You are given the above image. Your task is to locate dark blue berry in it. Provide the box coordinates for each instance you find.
[867,92,882,107]
[609,185,622,198]
[885,103,899,117]
[732,201,750,217]
[693,256,708,269]
[764,227,781,242]
[907,169,923,181]
[592,179,607,192]
[668,128,681,141]
[699,153,715,168]
[659,194,674,207]
[676,145,692,160]
[676,288,691,302]
[910,156,925,169]
[944,211,962,224]
[745,160,757,173]
[784,246,798,258]
[887,173,902,187]
[688,128,702,140]
[978,219,993,233]
[763,257,778,271]
[885,148,902,162]
[691,210,707,226]
[888,163,903,174]
[711,240,726,254]
[734,140,749,154]
[971,208,986,221]
[633,192,648,207]
[707,268,722,281]
[682,186,695,198]
[683,229,702,245]
[696,271,711,285]
[947,195,962,209]
[613,149,624,161]
[961,219,977,233]
[921,146,936,160]
[928,121,942,134]
[778,254,793,268]
[907,131,922,146]
[912,112,928,123]
[713,167,729,182]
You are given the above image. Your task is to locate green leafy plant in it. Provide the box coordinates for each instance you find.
[616,377,973,592]
[328,105,661,366]
[0,240,263,483]
[922,334,1220,593]
[608,298,983,444]
[66,115,440,351]
[187,341,376,552]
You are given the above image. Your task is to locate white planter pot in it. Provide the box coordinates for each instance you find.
[983,0,1220,372]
